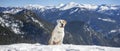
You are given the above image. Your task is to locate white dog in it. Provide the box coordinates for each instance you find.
[48,19,67,45]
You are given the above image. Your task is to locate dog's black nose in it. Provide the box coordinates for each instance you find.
[60,23,64,28]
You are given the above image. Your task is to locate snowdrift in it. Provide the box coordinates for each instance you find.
[0,43,120,51]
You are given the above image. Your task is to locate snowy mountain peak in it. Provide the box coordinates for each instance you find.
[24,4,55,12]
[59,3,65,6]
[24,4,45,8]
[3,9,23,14]
[56,3,65,8]
[58,2,80,10]
[68,2,79,5]
[21,2,120,11]
[99,5,118,11]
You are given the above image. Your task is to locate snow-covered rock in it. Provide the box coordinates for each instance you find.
[98,18,116,23]
[31,17,44,27]
[0,43,120,51]
[109,29,120,33]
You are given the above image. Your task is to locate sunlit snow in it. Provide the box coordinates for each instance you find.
[70,8,78,14]
[98,18,116,23]
[0,43,120,51]
[109,29,120,33]
[3,9,22,14]
[31,17,44,27]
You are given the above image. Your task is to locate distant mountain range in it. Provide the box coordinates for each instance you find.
[0,2,120,47]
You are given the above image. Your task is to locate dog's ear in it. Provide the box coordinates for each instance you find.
[63,20,67,24]
[57,19,61,23]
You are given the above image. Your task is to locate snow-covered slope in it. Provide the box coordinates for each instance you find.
[0,15,24,34]
[0,43,120,51]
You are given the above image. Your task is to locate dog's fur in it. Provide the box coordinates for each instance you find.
[48,19,67,45]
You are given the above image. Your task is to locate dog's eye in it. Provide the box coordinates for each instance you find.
[60,21,62,23]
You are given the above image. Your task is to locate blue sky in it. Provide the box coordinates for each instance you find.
[0,0,120,7]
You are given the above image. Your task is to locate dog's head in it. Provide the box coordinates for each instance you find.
[57,19,67,28]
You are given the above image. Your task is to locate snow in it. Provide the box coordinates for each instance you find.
[24,4,45,10]
[109,29,120,33]
[31,17,44,28]
[117,13,120,15]
[56,3,65,8]
[0,43,120,51]
[110,7,118,10]
[24,4,54,12]
[0,17,5,27]
[98,18,116,23]
[0,15,24,34]
[99,6,109,11]
[110,30,117,33]
[98,5,118,12]
[11,23,22,34]
[70,8,78,14]
[79,4,98,10]
[3,9,22,14]
[58,2,98,10]
[22,2,119,13]
[27,4,45,8]
[59,2,79,10]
